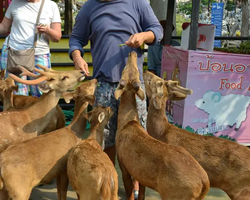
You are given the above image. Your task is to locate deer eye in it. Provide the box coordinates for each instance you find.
[61,76,69,81]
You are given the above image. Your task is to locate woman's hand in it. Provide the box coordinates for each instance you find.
[36,23,61,42]
[36,24,49,34]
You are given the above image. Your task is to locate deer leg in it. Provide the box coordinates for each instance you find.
[57,170,69,200]
[0,188,9,200]
[138,183,145,200]
[57,175,62,200]
[118,157,134,200]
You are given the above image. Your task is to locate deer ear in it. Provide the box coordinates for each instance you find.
[114,88,123,100]
[62,92,75,103]
[168,91,187,101]
[136,87,145,101]
[98,112,105,123]
[83,95,96,106]
[153,97,162,110]
[0,69,6,80]
[11,85,19,93]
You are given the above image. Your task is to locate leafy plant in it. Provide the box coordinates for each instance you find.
[214,41,250,54]
[178,0,216,15]
[176,14,190,36]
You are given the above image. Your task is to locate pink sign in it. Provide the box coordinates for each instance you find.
[161,46,250,145]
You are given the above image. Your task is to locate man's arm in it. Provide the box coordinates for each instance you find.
[125,0,163,48]
[139,0,163,45]
[69,4,90,75]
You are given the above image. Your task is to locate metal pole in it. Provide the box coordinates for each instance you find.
[188,0,200,50]
[164,0,175,45]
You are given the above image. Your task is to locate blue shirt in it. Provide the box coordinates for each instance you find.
[69,0,163,83]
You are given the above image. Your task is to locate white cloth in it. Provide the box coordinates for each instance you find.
[4,0,61,55]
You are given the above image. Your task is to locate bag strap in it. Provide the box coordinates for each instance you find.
[34,0,46,48]
[7,0,46,49]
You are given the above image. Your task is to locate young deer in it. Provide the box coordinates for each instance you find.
[0,79,97,200]
[0,67,85,154]
[67,106,119,200]
[143,70,250,199]
[114,51,209,200]
[0,69,65,133]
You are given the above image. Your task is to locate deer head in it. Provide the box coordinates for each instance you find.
[8,66,85,94]
[0,69,18,104]
[143,70,193,109]
[84,106,113,126]
[114,51,144,100]
[62,79,98,106]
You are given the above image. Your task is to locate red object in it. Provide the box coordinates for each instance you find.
[182,22,215,30]
[0,0,10,23]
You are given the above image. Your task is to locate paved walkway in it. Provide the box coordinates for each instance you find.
[30,130,231,200]
[30,165,230,200]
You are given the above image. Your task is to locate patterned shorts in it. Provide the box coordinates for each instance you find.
[0,45,51,97]
[93,80,147,149]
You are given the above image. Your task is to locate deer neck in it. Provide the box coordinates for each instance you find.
[26,90,60,114]
[88,123,104,146]
[117,90,138,131]
[68,100,89,138]
[147,98,169,135]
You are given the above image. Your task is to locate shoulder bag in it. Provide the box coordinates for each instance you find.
[6,0,45,75]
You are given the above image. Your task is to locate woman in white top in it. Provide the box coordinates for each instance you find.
[0,0,61,97]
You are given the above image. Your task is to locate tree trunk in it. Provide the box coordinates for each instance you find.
[240,0,249,37]
[150,0,176,35]
[64,0,73,35]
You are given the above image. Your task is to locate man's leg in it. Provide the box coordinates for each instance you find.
[93,80,119,166]
[134,83,148,199]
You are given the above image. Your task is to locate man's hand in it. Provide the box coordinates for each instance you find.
[74,57,90,76]
[125,33,146,48]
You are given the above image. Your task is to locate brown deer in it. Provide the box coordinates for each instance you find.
[0,67,85,154]
[234,187,250,200]
[67,106,119,200]
[114,51,210,200]
[0,79,97,200]
[0,68,65,133]
[143,70,250,200]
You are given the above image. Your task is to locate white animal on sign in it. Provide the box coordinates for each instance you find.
[195,90,250,131]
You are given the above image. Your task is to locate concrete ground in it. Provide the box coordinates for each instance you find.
[30,129,231,200]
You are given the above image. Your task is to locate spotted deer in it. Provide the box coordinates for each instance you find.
[114,51,209,200]
[144,70,250,200]
[67,106,119,200]
[0,67,85,154]
[0,68,65,133]
[0,79,97,200]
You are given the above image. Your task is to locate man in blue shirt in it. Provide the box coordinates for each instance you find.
[69,0,162,160]
[69,0,162,198]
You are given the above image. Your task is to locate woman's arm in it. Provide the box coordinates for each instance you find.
[0,17,12,35]
[37,22,62,43]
